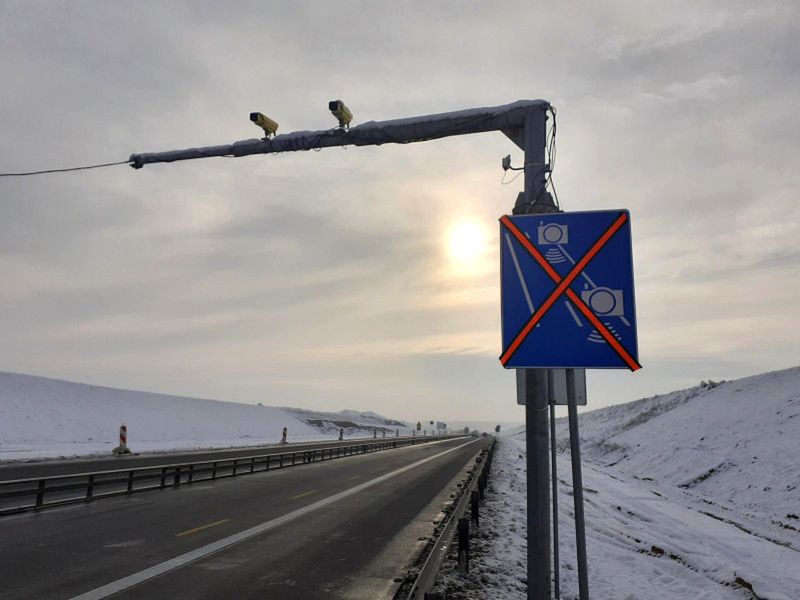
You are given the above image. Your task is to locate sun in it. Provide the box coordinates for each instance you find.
[447,220,488,270]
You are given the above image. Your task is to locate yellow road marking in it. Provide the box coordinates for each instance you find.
[175,518,229,538]
[346,475,360,481]
[290,490,317,501]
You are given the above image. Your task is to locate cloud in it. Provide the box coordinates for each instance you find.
[1,1,798,420]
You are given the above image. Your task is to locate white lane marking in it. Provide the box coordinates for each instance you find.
[69,438,480,600]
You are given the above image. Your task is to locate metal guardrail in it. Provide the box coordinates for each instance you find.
[396,437,496,599]
[0,436,453,516]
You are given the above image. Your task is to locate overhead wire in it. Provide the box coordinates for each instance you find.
[0,159,132,177]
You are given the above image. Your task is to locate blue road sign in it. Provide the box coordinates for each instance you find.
[500,209,640,370]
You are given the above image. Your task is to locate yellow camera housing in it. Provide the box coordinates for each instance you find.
[249,112,279,137]
[328,100,353,128]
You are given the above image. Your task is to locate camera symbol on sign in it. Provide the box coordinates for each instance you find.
[581,287,625,317]
[537,223,568,245]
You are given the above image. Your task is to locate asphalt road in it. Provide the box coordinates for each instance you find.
[0,435,441,481]
[0,435,487,600]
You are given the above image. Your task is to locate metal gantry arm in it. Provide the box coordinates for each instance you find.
[129,99,549,168]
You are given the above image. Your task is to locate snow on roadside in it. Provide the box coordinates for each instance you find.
[283,406,412,437]
[0,371,399,461]
[437,434,800,599]
[434,366,800,599]
[556,367,800,534]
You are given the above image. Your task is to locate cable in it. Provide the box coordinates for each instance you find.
[547,106,559,209]
[0,159,132,177]
[531,106,559,208]
[501,169,524,185]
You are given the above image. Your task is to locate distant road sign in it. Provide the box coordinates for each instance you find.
[500,210,640,370]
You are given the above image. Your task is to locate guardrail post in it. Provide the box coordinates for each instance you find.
[87,474,95,500]
[458,517,470,574]
[35,480,45,508]
[173,466,181,487]
[188,464,195,483]
[232,459,238,476]
[212,462,218,480]
[279,454,284,468]
[127,470,135,493]
[471,490,479,527]
[250,457,255,473]
[292,453,296,466]
[160,467,167,488]
[266,455,271,471]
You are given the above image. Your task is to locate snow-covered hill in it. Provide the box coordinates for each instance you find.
[557,366,800,531]
[0,371,405,461]
[436,366,800,599]
[283,407,411,436]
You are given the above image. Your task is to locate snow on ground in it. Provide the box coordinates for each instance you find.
[0,371,403,461]
[283,406,412,437]
[434,366,800,599]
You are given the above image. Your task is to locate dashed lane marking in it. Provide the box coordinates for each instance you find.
[290,490,316,501]
[176,519,230,538]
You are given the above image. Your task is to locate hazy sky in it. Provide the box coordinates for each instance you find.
[1,1,798,422]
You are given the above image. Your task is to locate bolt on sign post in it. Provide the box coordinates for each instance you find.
[501,207,641,600]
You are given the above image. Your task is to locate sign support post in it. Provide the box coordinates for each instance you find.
[549,388,561,599]
[517,108,557,600]
[566,368,589,599]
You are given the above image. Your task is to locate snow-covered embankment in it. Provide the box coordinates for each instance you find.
[435,367,800,599]
[0,371,325,460]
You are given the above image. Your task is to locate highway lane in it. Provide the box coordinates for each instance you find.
[0,435,487,599]
[0,435,442,481]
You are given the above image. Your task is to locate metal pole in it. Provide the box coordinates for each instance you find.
[550,397,560,599]
[517,107,557,600]
[566,368,589,599]
[522,370,550,599]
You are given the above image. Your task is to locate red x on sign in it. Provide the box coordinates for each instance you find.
[499,213,641,371]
